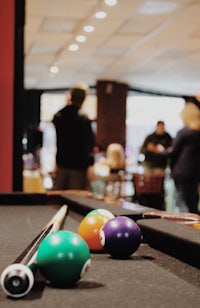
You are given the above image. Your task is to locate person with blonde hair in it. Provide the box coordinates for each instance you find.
[87,143,126,198]
[105,143,126,171]
[88,143,125,179]
[181,100,200,130]
[158,98,200,213]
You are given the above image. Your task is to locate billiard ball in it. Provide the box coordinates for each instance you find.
[86,209,115,219]
[100,216,141,259]
[37,230,91,286]
[78,213,110,251]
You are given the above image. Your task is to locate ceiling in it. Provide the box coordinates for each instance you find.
[24,0,200,96]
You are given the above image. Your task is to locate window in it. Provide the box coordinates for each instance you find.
[126,95,185,172]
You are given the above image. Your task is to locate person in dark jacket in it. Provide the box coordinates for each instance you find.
[158,99,200,213]
[52,84,95,190]
[140,121,172,174]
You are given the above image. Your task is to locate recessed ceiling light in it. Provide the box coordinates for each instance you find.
[95,11,107,19]
[68,44,79,51]
[104,0,117,6]
[76,35,86,43]
[50,66,59,74]
[84,25,95,33]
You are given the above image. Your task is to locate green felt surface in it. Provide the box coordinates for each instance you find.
[0,204,200,307]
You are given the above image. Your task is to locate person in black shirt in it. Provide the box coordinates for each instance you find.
[52,84,95,190]
[140,121,172,174]
[137,121,172,210]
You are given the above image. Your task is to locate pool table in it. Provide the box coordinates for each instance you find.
[0,191,200,307]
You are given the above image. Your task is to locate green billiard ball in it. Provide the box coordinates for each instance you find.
[37,230,91,286]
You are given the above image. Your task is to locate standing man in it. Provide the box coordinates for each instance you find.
[140,121,172,174]
[52,84,95,190]
[138,121,172,210]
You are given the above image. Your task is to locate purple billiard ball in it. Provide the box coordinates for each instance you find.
[100,216,141,259]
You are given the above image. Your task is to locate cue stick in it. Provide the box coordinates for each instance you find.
[0,204,68,298]
[143,211,200,226]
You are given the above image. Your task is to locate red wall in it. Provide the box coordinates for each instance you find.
[0,1,14,191]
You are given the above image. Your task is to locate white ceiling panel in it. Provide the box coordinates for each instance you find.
[30,32,72,46]
[46,0,99,19]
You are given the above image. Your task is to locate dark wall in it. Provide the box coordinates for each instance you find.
[24,90,42,129]
[13,0,25,190]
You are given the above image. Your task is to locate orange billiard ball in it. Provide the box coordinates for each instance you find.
[86,209,114,220]
[78,213,110,251]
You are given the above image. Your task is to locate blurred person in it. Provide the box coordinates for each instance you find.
[88,143,126,180]
[52,84,95,190]
[24,123,43,169]
[157,99,200,213]
[87,143,126,198]
[137,121,172,210]
[140,121,172,174]
[103,143,125,173]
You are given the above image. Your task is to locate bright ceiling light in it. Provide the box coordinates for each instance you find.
[95,11,107,19]
[50,66,59,74]
[76,35,86,43]
[68,44,79,51]
[84,25,95,32]
[104,0,117,6]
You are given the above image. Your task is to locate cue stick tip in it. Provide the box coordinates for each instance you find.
[0,263,34,298]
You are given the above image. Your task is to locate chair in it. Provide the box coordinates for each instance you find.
[133,173,165,210]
